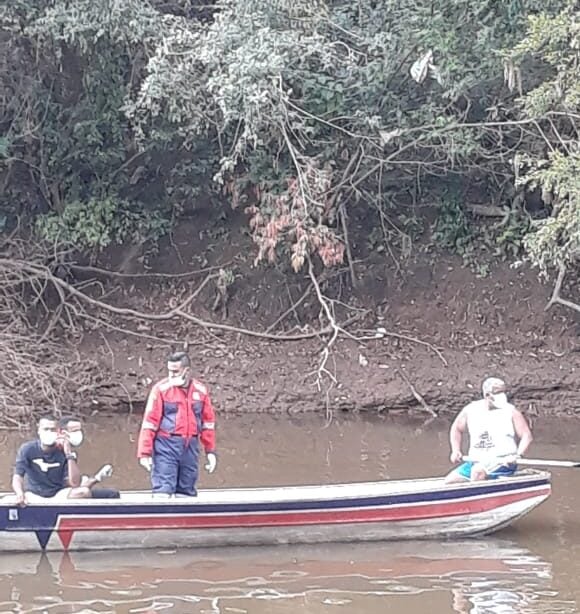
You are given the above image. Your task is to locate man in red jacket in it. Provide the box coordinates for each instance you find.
[137,351,217,496]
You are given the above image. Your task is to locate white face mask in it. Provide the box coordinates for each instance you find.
[169,375,186,387]
[168,368,190,387]
[491,392,508,408]
[68,431,84,447]
[39,431,58,447]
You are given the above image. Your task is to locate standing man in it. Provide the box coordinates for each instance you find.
[137,351,217,497]
[445,377,533,483]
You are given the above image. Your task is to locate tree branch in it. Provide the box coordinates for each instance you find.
[396,368,437,417]
[545,264,580,314]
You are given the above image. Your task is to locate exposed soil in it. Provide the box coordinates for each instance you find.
[69,205,579,419]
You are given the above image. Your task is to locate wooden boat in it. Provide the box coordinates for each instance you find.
[0,469,551,552]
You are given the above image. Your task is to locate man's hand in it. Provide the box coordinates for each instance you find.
[15,492,27,507]
[139,457,153,472]
[60,433,72,456]
[450,450,463,464]
[94,464,114,482]
[205,452,217,474]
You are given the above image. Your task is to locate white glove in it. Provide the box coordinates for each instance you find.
[139,457,153,472]
[205,452,217,474]
[94,464,113,482]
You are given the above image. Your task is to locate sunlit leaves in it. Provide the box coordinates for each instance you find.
[521,151,580,272]
[509,3,580,273]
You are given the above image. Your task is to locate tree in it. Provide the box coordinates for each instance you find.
[129,0,567,272]
[1,0,577,292]
[507,3,580,313]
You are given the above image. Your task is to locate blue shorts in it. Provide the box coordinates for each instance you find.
[457,461,517,480]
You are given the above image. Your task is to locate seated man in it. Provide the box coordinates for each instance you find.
[9,415,91,505]
[58,416,119,499]
[445,377,533,483]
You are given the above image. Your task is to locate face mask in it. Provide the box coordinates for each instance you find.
[169,375,186,387]
[491,392,508,408]
[39,431,57,447]
[68,431,84,447]
[168,369,189,387]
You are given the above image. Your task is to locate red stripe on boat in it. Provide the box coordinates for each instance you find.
[57,488,550,532]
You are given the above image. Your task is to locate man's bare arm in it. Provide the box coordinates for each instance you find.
[11,474,28,505]
[513,409,533,456]
[450,410,467,458]
[59,435,82,488]
[66,457,82,487]
[12,474,25,498]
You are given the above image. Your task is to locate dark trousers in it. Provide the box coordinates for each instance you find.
[91,487,121,499]
[151,435,199,496]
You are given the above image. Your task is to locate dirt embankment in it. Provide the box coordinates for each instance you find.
[68,208,579,420]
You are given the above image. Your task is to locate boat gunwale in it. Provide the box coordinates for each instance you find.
[0,469,551,508]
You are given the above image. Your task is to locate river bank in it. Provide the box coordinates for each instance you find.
[62,212,579,420]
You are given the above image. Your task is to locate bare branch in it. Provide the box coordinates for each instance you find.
[396,368,437,417]
[70,260,235,279]
[545,264,580,314]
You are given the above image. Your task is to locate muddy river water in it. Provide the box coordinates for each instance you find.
[1,413,580,613]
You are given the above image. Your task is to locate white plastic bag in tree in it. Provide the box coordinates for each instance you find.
[410,50,441,84]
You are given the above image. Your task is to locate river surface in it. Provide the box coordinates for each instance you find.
[1,413,580,613]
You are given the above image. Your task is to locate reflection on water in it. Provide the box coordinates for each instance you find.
[0,539,576,613]
[2,414,580,612]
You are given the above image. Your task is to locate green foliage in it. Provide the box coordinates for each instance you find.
[0,0,577,283]
[432,195,473,253]
[128,0,567,268]
[0,137,9,158]
[41,46,128,203]
[431,194,531,275]
[0,0,201,249]
[521,152,580,272]
[493,211,531,260]
[508,3,580,273]
[36,197,170,250]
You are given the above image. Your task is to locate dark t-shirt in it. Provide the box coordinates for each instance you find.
[14,440,68,497]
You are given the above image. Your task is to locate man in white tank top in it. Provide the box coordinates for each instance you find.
[444,377,533,483]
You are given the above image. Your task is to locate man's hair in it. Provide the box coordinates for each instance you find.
[59,415,82,429]
[167,351,190,367]
[37,415,57,426]
[482,377,506,396]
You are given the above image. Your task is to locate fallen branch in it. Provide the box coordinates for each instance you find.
[339,201,358,288]
[1,257,361,342]
[358,328,448,366]
[328,148,363,289]
[70,260,234,279]
[1,231,448,429]
[265,285,312,333]
[396,368,437,417]
[307,259,340,391]
[0,327,96,426]
[466,204,508,218]
[545,263,580,315]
